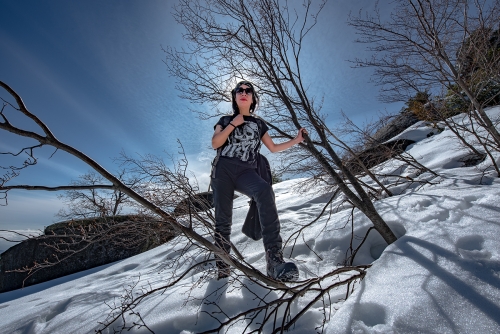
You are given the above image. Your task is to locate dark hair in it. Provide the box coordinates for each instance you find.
[231,80,259,114]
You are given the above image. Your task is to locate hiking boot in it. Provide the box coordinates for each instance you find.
[266,246,299,282]
[214,237,231,279]
[216,260,230,280]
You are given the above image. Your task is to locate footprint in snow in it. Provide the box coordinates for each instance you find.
[456,235,491,261]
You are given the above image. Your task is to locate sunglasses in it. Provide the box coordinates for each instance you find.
[235,87,253,95]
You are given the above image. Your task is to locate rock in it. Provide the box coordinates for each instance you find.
[342,111,418,175]
[173,191,214,215]
[370,111,420,145]
[173,191,239,215]
[0,215,176,293]
[345,139,416,175]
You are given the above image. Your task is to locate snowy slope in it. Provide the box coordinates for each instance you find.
[1,107,500,333]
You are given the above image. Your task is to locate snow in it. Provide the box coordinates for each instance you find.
[1,107,500,333]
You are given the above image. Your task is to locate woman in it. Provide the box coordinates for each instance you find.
[211,80,307,281]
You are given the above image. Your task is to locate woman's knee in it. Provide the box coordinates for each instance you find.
[253,183,274,201]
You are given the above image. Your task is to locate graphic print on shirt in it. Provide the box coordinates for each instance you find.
[221,121,260,161]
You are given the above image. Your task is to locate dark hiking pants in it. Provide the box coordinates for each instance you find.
[211,158,282,254]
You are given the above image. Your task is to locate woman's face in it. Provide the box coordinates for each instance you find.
[235,84,253,112]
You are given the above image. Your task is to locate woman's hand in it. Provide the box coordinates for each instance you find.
[212,115,246,149]
[231,114,245,127]
[295,128,308,143]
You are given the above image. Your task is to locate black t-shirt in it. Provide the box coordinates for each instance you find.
[215,115,269,168]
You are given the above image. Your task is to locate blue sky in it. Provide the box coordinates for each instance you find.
[1,0,403,230]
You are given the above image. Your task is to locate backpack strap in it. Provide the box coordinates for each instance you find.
[209,116,233,184]
[222,115,232,128]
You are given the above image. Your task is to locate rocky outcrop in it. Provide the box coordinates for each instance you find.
[173,191,214,215]
[345,139,416,175]
[0,215,176,293]
[341,111,419,174]
[370,111,420,145]
[173,191,239,215]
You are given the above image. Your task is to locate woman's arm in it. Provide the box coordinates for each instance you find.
[261,128,307,153]
[211,114,245,149]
